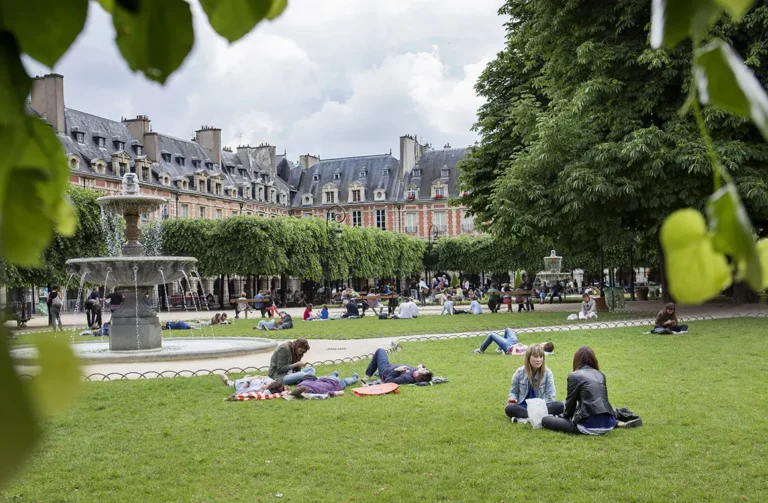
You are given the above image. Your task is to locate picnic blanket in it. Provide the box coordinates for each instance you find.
[225,391,288,401]
[353,383,400,396]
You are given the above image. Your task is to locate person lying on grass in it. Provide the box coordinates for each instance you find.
[219,373,286,396]
[362,348,432,385]
[288,371,360,399]
[269,338,315,385]
[473,328,554,355]
[505,344,564,424]
[254,318,283,330]
[541,346,641,434]
[653,303,689,334]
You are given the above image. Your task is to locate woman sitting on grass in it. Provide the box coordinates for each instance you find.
[542,346,623,435]
[288,371,360,399]
[505,344,564,423]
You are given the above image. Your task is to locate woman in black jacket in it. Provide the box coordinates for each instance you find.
[542,346,617,435]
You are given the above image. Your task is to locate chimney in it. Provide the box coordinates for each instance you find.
[195,126,222,167]
[122,115,159,161]
[31,73,65,133]
[299,154,320,169]
[399,134,425,178]
[254,143,277,171]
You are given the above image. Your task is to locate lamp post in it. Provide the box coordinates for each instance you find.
[426,224,440,286]
[325,205,347,301]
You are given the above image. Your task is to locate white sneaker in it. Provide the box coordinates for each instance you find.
[511,418,529,424]
[473,348,484,354]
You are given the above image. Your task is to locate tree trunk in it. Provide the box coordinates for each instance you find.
[629,250,636,302]
[729,281,759,305]
[659,242,671,303]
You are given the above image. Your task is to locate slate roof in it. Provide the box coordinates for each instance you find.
[401,147,467,201]
[155,133,216,179]
[59,108,140,177]
[289,154,401,207]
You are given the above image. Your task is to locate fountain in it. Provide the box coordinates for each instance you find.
[11,174,276,364]
[534,250,572,286]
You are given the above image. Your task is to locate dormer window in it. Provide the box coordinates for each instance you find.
[192,159,201,169]
[96,137,106,148]
[257,186,264,200]
[359,168,367,178]
[333,172,341,180]
[162,152,171,162]
[176,156,185,167]
[74,131,85,143]
[412,168,422,177]
[134,145,144,156]
[114,141,125,151]
[181,180,189,190]
[382,168,390,176]
[405,186,417,200]
[206,162,213,170]
[351,189,362,202]
[440,166,450,178]
[162,175,171,186]
[141,166,150,181]
[312,173,319,182]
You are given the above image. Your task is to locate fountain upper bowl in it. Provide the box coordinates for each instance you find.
[97,194,167,215]
[66,256,198,287]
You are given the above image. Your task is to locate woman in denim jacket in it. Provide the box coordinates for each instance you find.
[505,344,564,423]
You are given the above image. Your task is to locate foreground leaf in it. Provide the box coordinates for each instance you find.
[30,337,81,415]
[714,0,754,18]
[0,332,39,487]
[757,239,768,288]
[707,184,762,291]
[660,208,731,304]
[0,32,32,126]
[0,0,88,68]
[201,0,278,43]
[113,0,194,83]
[0,119,74,266]
[651,0,721,49]
[266,0,288,19]
[694,41,768,141]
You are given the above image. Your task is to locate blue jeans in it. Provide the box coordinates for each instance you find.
[479,328,518,352]
[654,324,689,333]
[326,375,358,389]
[366,348,393,378]
[282,367,316,385]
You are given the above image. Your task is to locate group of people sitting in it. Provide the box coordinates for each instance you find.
[235,291,280,319]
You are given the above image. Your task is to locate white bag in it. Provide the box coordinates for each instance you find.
[526,398,549,429]
[567,313,578,321]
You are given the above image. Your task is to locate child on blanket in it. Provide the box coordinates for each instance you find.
[473,328,554,355]
[289,371,359,399]
[219,374,286,396]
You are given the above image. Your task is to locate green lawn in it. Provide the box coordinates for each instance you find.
[10,310,658,345]
[4,318,767,502]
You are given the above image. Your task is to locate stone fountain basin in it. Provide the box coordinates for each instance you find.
[11,337,278,364]
[66,256,198,286]
[97,194,167,214]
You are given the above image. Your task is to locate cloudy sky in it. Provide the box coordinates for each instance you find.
[25,0,506,160]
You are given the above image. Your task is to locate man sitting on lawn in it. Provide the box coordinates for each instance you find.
[362,348,432,385]
[653,303,689,334]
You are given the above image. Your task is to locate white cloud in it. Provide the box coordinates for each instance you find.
[24,0,506,159]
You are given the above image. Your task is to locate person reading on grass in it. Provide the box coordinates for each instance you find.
[289,371,360,399]
[473,328,554,355]
[362,348,432,385]
[505,344,564,423]
[269,339,315,385]
[541,346,640,434]
[219,373,286,395]
[653,303,688,334]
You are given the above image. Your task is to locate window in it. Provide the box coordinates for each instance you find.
[232,210,239,216]
[312,173,319,182]
[115,141,125,151]
[405,187,417,200]
[351,189,362,202]
[180,204,189,217]
[461,211,475,232]
[433,184,446,199]
[69,157,79,170]
[352,210,362,227]
[136,145,143,155]
[216,209,222,219]
[206,162,213,170]
[199,206,206,218]
[192,159,201,168]
[141,167,150,181]
[119,162,127,176]
[302,194,313,205]
[303,212,312,218]
[405,213,418,233]
[412,168,422,177]
[176,157,185,166]
[97,137,106,148]
[441,167,450,178]
[161,206,169,220]
[374,189,386,201]
[376,209,386,230]
[162,153,172,162]
[382,168,390,176]
[181,180,189,190]
[333,172,341,180]
[324,190,335,204]
[74,132,85,143]
[270,189,276,203]
[433,211,447,232]
[359,168,367,178]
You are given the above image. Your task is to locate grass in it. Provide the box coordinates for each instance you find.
[9,310,660,345]
[4,318,768,502]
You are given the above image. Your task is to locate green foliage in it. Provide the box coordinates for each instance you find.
[200,0,287,43]
[150,215,425,282]
[29,337,81,416]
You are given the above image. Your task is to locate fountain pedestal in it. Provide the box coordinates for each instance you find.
[110,290,162,351]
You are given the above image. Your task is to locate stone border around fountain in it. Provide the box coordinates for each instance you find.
[10,337,278,365]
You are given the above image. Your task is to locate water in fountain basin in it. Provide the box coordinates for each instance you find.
[181,270,204,340]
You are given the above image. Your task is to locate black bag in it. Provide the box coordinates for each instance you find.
[614,407,640,421]
[378,313,388,320]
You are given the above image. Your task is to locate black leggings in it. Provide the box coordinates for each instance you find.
[505,401,564,419]
[541,416,580,434]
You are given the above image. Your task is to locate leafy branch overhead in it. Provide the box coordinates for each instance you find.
[0,0,288,489]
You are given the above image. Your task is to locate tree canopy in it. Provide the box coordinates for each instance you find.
[457,0,768,256]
